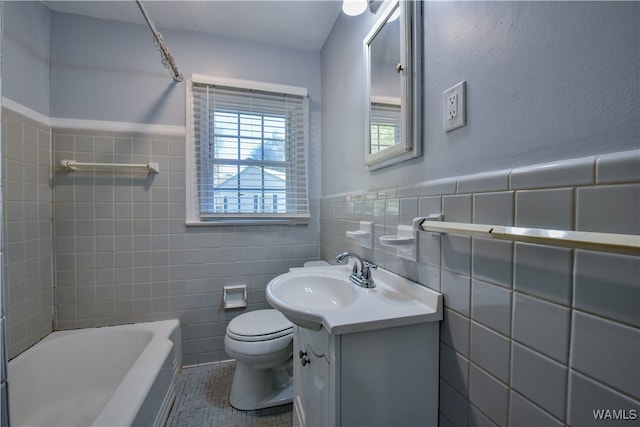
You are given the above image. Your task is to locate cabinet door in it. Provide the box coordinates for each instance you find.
[294,327,331,427]
[293,327,306,427]
[304,351,329,427]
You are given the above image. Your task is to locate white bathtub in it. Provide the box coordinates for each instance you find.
[8,319,181,427]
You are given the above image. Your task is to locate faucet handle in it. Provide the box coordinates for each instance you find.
[364,261,377,270]
[362,260,377,281]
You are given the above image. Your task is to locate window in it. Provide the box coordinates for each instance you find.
[186,76,309,225]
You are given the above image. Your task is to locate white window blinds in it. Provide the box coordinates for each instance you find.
[187,77,310,224]
[370,102,401,154]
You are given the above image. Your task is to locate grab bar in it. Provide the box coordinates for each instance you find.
[413,217,640,256]
[60,160,159,174]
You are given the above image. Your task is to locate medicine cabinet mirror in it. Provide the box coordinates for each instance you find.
[364,0,422,170]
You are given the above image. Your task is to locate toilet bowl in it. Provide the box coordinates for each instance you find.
[224,309,294,410]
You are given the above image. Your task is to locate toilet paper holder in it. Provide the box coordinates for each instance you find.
[223,284,247,309]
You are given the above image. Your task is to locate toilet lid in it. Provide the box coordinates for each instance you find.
[227,309,293,342]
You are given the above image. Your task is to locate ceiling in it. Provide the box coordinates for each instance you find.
[42,0,343,51]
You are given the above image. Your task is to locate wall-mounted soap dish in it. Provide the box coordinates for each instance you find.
[379,225,417,261]
[346,221,373,249]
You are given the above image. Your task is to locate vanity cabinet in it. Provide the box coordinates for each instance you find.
[293,322,439,427]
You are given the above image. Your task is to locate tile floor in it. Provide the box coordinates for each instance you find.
[166,360,294,427]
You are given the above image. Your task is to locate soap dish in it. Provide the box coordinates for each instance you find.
[379,235,414,246]
[379,225,417,261]
[346,221,374,249]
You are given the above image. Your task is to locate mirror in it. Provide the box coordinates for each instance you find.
[364,0,422,170]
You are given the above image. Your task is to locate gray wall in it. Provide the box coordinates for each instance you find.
[2,1,50,117]
[49,11,322,199]
[49,11,321,124]
[321,1,640,196]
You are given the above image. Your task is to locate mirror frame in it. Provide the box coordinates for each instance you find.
[364,0,423,170]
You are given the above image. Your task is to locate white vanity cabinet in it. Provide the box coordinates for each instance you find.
[293,321,439,427]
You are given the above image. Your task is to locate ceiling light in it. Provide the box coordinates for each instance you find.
[343,0,367,16]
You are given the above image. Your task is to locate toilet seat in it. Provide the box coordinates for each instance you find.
[226,310,293,342]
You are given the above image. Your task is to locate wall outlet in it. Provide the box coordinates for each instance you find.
[447,93,458,120]
[443,81,466,132]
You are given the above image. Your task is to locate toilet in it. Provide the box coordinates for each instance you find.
[224,309,294,410]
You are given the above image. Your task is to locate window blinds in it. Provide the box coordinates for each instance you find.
[189,80,309,223]
[370,102,401,153]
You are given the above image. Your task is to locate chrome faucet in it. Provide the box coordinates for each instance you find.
[335,252,377,288]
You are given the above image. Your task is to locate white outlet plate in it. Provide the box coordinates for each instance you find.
[443,81,466,132]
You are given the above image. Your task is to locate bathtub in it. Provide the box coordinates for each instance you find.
[8,319,181,427]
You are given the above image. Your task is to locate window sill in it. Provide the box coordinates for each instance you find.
[185,217,310,227]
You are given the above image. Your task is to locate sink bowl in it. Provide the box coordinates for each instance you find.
[270,275,357,310]
[266,268,358,329]
[266,264,443,334]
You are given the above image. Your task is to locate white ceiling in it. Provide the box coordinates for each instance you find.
[42,0,343,51]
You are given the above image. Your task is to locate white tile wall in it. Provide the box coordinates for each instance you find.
[470,322,510,383]
[441,270,471,316]
[510,156,596,190]
[443,194,472,223]
[511,343,568,420]
[320,149,640,426]
[458,170,509,194]
[440,378,469,427]
[573,250,640,326]
[515,188,574,229]
[596,150,640,185]
[571,311,640,398]
[472,239,512,288]
[469,363,509,426]
[472,191,514,226]
[2,108,53,358]
[512,293,570,363]
[568,372,640,426]
[514,243,572,305]
[442,235,472,275]
[576,184,640,234]
[441,308,470,358]
[440,342,469,397]
[471,279,512,336]
[510,391,563,427]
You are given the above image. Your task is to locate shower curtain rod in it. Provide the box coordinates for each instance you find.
[135,0,184,82]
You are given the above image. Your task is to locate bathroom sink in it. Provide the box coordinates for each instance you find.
[266,264,443,333]
[266,268,359,330]
[269,274,358,310]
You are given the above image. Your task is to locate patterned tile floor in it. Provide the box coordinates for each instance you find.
[166,360,294,427]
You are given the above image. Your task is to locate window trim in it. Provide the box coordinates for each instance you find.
[185,75,310,226]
